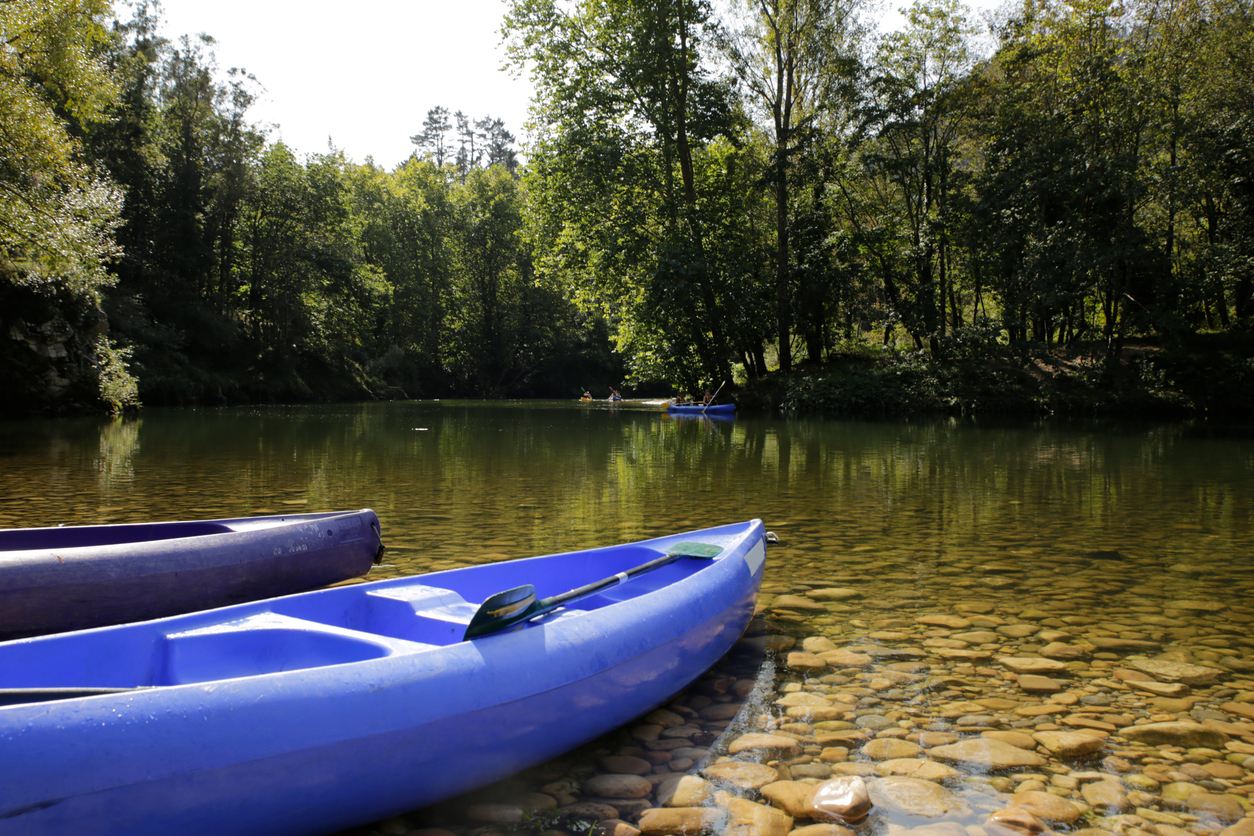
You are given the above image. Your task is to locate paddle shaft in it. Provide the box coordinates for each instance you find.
[703,380,726,412]
[539,551,683,611]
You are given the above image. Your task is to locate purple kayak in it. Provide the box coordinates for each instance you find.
[0,510,384,640]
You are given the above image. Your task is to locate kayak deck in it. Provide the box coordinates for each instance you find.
[0,544,703,691]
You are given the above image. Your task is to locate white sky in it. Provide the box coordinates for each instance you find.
[154,0,1005,171]
[156,0,533,170]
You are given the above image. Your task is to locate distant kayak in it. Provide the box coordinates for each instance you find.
[666,402,735,414]
[0,510,384,640]
[0,520,767,836]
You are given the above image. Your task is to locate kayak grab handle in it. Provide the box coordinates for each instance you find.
[463,541,724,641]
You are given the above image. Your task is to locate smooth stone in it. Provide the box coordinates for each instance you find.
[983,731,1039,750]
[867,776,968,818]
[777,692,831,707]
[636,807,727,835]
[584,775,654,799]
[1120,722,1229,748]
[561,802,625,822]
[1185,791,1246,823]
[1129,680,1192,697]
[774,595,829,611]
[930,738,1047,769]
[703,761,781,790]
[601,755,653,775]
[646,709,687,728]
[791,763,834,779]
[1001,657,1069,675]
[803,636,840,653]
[788,652,830,671]
[819,649,874,667]
[1223,702,1254,721]
[717,793,794,836]
[808,588,864,601]
[874,759,963,781]
[788,705,849,722]
[1010,791,1085,824]
[1081,778,1128,810]
[1018,675,1062,693]
[698,703,742,721]
[591,821,642,836]
[1039,643,1092,660]
[791,826,856,836]
[987,807,1049,836]
[1126,659,1223,686]
[999,624,1042,638]
[660,775,714,808]
[917,615,972,629]
[808,775,873,823]
[951,631,1001,643]
[1089,637,1162,651]
[732,733,804,757]
[761,780,817,819]
[1221,820,1254,836]
[1032,730,1106,758]
[863,739,924,760]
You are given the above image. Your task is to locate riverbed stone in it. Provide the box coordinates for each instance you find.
[819,649,874,667]
[875,759,963,781]
[1126,659,1224,686]
[917,615,972,629]
[808,776,873,823]
[703,761,782,790]
[1010,791,1085,825]
[716,793,793,836]
[1081,778,1128,810]
[1032,730,1106,758]
[791,826,856,836]
[760,780,817,819]
[1119,722,1229,748]
[867,777,968,818]
[660,776,714,808]
[601,755,653,775]
[636,807,727,835]
[1018,675,1063,693]
[863,738,924,760]
[584,775,654,799]
[728,733,803,757]
[1001,657,1070,675]
[987,807,1050,836]
[930,737,1047,769]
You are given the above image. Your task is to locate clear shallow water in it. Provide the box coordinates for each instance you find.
[3,402,1254,835]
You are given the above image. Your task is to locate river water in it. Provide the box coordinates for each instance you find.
[3,402,1253,836]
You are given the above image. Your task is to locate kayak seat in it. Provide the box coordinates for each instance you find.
[161,613,406,686]
[351,585,478,646]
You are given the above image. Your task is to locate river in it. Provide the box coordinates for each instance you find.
[3,401,1253,836]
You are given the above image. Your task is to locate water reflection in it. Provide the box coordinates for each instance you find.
[2,404,1254,835]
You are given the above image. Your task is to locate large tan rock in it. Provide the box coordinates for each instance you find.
[1032,730,1105,758]
[584,774,654,799]
[727,732,802,757]
[1119,721,1229,748]
[1010,791,1085,824]
[987,807,1049,836]
[1000,657,1069,675]
[874,759,962,781]
[930,737,1047,769]
[807,775,873,823]
[760,780,816,819]
[637,807,727,835]
[1126,659,1223,686]
[862,739,924,760]
[868,777,968,817]
[703,761,780,791]
[660,775,714,808]
[717,793,793,836]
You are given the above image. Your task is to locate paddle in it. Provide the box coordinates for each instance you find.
[463,541,724,640]
[702,380,726,413]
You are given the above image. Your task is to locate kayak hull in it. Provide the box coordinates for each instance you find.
[666,403,735,414]
[0,510,384,640]
[0,520,767,836]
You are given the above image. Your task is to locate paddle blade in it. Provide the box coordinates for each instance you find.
[464,584,539,640]
[667,542,723,558]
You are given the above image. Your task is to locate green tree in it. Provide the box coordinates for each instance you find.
[505,0,741,387]
[719,0,863,369]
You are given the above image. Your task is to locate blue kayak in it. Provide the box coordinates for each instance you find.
[667,402,735,414]
[0,510,385,640]
[0,520,767,836]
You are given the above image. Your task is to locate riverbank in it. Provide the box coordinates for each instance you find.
[738,333,1254,421]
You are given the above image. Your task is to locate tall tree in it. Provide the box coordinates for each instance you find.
[505,0,741,386]
[720,0,863,370]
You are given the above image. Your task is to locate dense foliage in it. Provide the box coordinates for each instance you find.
[1,0,1250,415]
